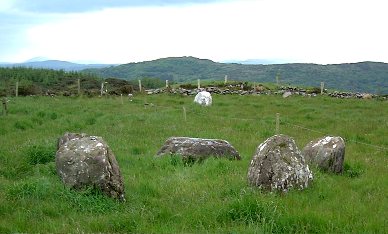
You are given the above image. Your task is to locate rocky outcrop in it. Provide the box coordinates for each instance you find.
[247,134,313,192]
[157,137,241,163]
[302,136,345,173]
[56,133,125,200]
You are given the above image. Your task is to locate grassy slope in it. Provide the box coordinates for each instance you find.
[0,95,387,233]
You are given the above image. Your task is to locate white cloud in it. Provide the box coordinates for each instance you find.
[6,0,388,64]
[0,0,13,11]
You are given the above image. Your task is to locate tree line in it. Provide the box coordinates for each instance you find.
[0,67,168,96]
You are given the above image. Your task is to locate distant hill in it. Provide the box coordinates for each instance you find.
[0,60,116,71]
[222,59,291,64]
[84,56,388,94]
[0,67,137,97]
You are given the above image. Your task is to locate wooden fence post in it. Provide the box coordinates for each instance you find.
[197,79,200,89]
[77,79,81,95]
[15,81,18,97]
[183,106,187,122]
[139,80,142,92]
[320,82,325,94]
[2,97,7,116]
[120,94,123,104]
[100,82,104,96]
[224,75,228,84]
[166,80,169,88]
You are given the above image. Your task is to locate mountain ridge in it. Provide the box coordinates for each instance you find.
[83,56,388,94]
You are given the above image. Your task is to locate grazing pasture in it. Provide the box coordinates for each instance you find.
[0,94,387,233]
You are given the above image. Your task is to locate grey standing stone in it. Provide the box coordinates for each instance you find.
[302,136,345,173]
[157,137,241,163]
[247,134,313,192]
[57,132,87,150]
[56,134,125,200]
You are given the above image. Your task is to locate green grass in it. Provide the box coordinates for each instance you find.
[0,94,387,233]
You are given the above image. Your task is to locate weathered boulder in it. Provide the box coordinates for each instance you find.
[194,91,212,106]
[302,136,345,173]
[362,93,373,99]
[57,132,87,150]
[157,137,241,163]
[282,91,292,98]
[247,134,313,192]
[56,134,125,200]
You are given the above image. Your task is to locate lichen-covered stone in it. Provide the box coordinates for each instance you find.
[157,137,241,163]
[57,132,87,150]
[56,134,125,200]
[247,134,313,192]
[302,136,345,173]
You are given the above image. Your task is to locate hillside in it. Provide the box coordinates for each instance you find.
[84,57,388,94]
[0,67,136,96]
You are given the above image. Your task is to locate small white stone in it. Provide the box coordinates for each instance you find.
[194,91,212,106]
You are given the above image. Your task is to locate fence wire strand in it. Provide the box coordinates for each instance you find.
[284,121,387,151]
[139,102,387,152]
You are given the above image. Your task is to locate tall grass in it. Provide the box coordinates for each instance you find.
[0,94,387,233]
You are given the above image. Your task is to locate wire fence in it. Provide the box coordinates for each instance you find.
[144,102,388,152]
[283,121,388,151]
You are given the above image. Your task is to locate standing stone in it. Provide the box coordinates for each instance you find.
[56,134,125,200]
[302,136,345,173]
[194,91,212,106]
[157,137,241,163]
[247,134,313,192]
[57,132,87,150]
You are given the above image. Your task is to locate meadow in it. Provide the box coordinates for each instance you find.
[0,94,387,233]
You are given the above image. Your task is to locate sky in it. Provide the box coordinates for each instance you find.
[1,0,387,64]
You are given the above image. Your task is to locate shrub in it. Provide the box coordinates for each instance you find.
[119,85,133,94]
[180,83,197,89]
[18,84,42,96]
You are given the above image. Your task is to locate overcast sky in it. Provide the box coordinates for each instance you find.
[1,0,387,64]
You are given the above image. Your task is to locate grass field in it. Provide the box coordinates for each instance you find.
[0,94,387,233]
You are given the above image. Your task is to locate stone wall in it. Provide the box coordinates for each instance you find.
[144,85,383,100]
